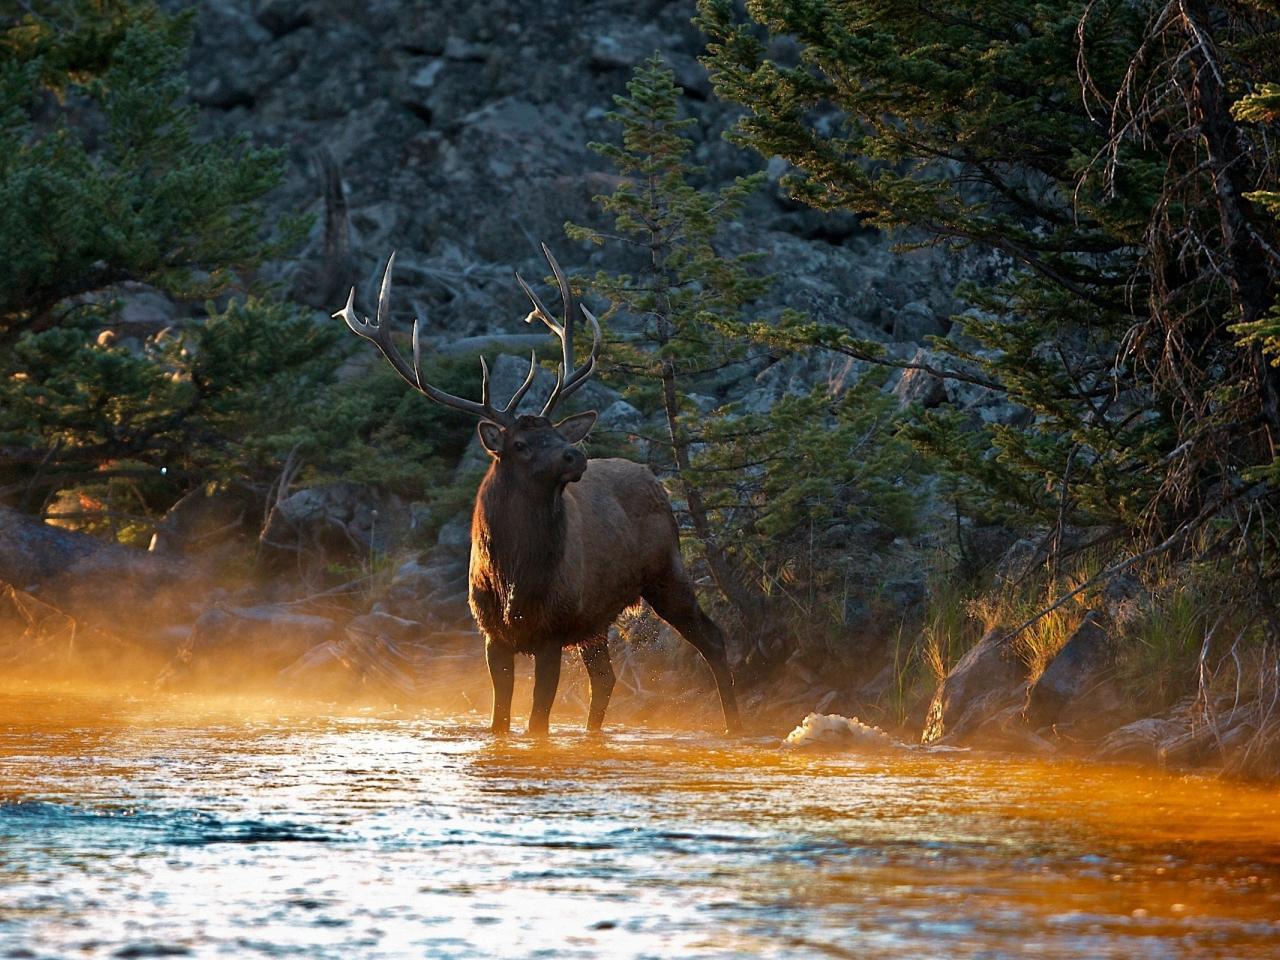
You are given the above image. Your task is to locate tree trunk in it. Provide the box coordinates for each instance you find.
[1182,2,1280,443]
[657,358,761,620]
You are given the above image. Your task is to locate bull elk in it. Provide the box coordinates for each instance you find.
[335,245,741,736]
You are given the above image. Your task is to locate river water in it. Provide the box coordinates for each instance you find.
[2,692,1279,959]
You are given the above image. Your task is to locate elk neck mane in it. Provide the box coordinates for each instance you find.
[470,462,570,619]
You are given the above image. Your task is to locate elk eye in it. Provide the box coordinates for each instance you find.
[513,440,528,453]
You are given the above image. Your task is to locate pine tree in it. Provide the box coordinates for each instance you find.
[1231,81,1280,424]
[0,1,321,529]
[698,1,1280,607]
[568,58,769,632]
[569,56,916,663]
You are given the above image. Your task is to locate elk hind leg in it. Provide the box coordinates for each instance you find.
[643,579,742,734]
[579,637,616,732]
[528,645,562,737]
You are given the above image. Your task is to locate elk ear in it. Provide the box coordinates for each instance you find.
[555,410,597,444]
[477,420,506,456]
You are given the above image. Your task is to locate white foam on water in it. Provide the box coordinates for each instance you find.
[782,712,907,752]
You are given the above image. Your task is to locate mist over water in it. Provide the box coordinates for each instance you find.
[2,690,1279,959]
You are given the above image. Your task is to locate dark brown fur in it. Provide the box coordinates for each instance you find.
[467,416,741,736]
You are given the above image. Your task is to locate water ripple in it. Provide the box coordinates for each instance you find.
[1,694,1279,959]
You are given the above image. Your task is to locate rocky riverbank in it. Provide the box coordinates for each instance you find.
[1,487,1265,779]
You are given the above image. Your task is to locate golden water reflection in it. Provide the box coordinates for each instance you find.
[1,690,1278,958]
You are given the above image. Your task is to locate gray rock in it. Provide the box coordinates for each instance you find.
[408,60,446,91]
[921,626,1030,744]
[667,53,713,100]
[148,482,254,557]
[383,554,469,626]
[350,202,400,252]
[1028,611,1124,734]
[893,354,947,409]
[1094,716,1189,765]
[434,333,550,356]
[589,27,667,71]
[259,482,412,575]
[443,35,488,62]
[116,283,178,329]
[186,2,271,109]
[428,587,472,626]
[596,399,644,434]
[387,556,458,599]
[891,301,944,343]
[945,376,1032,426]
[254,0,314,37]
[995,536,1048,583]
[958,524,1017,572]
[1101,573,1147,629]
[180,604,344,682]
[436,515,471,551]
[737,354,818,415]
[881,576,928,616]
[841,596,870,629]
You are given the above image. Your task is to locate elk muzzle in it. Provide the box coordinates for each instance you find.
[560,446,587,484]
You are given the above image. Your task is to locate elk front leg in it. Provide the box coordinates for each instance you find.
[579,638,616,733]
[528,645,562,737]
[486,638,514,735]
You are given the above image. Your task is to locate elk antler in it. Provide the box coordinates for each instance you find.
[334,252,538,427]
[515,243,602,417]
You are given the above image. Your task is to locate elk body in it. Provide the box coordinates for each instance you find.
[336,245,740,735]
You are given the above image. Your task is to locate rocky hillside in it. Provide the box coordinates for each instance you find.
[177,0,982,351]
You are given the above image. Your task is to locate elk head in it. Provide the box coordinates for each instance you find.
[333,243,603,485]
[477,412,597,489]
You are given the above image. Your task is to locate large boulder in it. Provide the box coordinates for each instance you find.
[921,626,1031,744]
[1027,611,1127,736]
[893,362,947,409]
[0,505,202,639]
[596,399,645,435]
[259,482,412,579]
[148,482,257,558]
[891,301,945,343]
[173,603,345,686]
[389,547,476,632]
